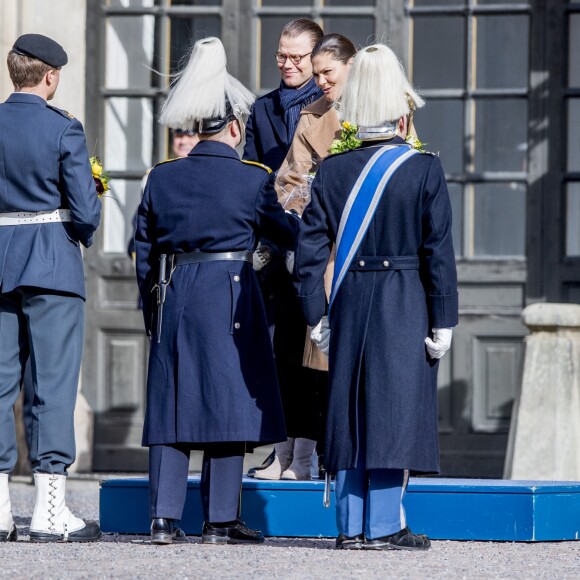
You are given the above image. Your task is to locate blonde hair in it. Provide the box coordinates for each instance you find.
[159,37,254,131]
[338,44,424,127]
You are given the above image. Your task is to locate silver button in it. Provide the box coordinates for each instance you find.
[233,275,240,282]
[383,260,390,268]
[358,260,365,267]
[234,322,241,329]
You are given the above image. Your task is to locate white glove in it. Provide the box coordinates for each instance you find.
[252,243,272,271]
[285,250,295,275]
[310,316,330,355]
[425,328,453,360]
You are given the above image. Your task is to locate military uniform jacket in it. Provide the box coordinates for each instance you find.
[294,137,459,474]
[135,141,299,447]
[0,93,101,299]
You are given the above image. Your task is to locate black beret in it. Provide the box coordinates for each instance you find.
[12,34,68,68]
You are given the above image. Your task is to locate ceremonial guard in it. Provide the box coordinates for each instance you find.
[0,34,102,542]
[294,44,458,550]
[135,37,300,545]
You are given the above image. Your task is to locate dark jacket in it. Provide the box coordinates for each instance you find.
[0,93,101,299]
[294,137,458,473]
[135,141,300,447]
[243,89,289,172]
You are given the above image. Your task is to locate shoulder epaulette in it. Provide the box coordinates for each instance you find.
[47,105,75,120]
[242,160,272,174]
[153,157,181,168]
[420,150,437,157]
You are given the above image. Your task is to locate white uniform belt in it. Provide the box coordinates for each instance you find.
[0,209,72,226]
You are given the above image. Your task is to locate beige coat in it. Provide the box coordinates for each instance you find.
[276,96,341,371]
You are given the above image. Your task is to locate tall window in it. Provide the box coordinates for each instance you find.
[407,0,530,259]
[567,2,580,256]
[99,0,385,254]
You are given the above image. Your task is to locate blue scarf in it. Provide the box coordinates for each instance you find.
[278,78,322,142]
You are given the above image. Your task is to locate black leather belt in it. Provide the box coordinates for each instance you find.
[174,250,253,266]
[348,255,420,271]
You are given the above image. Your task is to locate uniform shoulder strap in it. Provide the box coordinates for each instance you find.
[241,160,272,174]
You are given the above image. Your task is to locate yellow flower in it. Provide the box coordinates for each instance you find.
[342,121,352,131]
[90,156,103,178]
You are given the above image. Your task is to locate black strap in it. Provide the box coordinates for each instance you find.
[173,250,253,266]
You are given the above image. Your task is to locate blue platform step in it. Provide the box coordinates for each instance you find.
[100,476,580,542]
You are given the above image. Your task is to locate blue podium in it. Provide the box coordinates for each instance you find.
[100,477,580,541]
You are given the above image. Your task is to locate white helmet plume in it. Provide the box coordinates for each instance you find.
[159,37,255,131]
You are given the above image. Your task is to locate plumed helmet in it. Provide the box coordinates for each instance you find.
[159,37,255,136]
[338,44,424,130]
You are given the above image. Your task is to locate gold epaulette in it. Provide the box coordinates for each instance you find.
[154,157,181,167]
[242,160,272,174]
[47,105,75,120]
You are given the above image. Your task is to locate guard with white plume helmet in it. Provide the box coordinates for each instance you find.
[135,35,301,546]
[159,36,254,139]
[293,42,457,552]
[338,43,424,142]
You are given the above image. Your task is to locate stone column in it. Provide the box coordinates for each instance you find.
[504,303,580,480]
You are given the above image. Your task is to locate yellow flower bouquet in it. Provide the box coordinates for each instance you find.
[90,156,110,197]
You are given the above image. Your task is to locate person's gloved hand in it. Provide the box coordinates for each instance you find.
[252,243,273,271]
[310,316,330,355]
[425,328,453,359]
[285,250,295,275]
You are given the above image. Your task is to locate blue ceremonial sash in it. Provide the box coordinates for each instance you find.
[329,144,419,313]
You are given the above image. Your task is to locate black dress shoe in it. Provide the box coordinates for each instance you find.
[364,527,431,551]
[335,533,364,550]
[202,519,264,544]
[150,518,187,545]
[247,450,276,477]
[29,521,102,543]
[0,523,18,542]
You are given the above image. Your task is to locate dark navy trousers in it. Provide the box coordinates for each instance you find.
[149,443,245,523]
[0,287,84,474]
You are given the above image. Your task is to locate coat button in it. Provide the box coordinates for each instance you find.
[383,260,390,268]
[234,322,241,329]
[358,260,365,267]
[234,275,240,282]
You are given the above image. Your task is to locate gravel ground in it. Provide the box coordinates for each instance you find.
[2,478,580,579]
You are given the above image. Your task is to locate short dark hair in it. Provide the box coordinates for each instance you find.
[7,51,53,90]
[280,19,324,48]
[311,34,357,64]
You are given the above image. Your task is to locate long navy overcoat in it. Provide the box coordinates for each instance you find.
[135,141,299,449]
[294,137,458,474]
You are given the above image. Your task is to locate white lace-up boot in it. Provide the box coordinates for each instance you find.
[281,438,317,480]
[29,473,101,542]
[0,474,17,542]
[253,438,295,480]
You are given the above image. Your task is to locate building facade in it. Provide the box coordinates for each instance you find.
[2,0,580,476]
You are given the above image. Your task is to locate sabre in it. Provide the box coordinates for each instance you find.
[156,254,168,343]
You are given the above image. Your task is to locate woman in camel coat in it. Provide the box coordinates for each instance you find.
[254,34,356,482]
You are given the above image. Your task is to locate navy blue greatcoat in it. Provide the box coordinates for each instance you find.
[0,93,101,298]
[243,89,289,171]
[294,137,458,474]
[135,141,300,449]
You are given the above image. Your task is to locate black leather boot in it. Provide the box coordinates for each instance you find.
[202,519,264,544]
[364,527,431,551]
[0,523,17,542]
[150,518,187,545]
